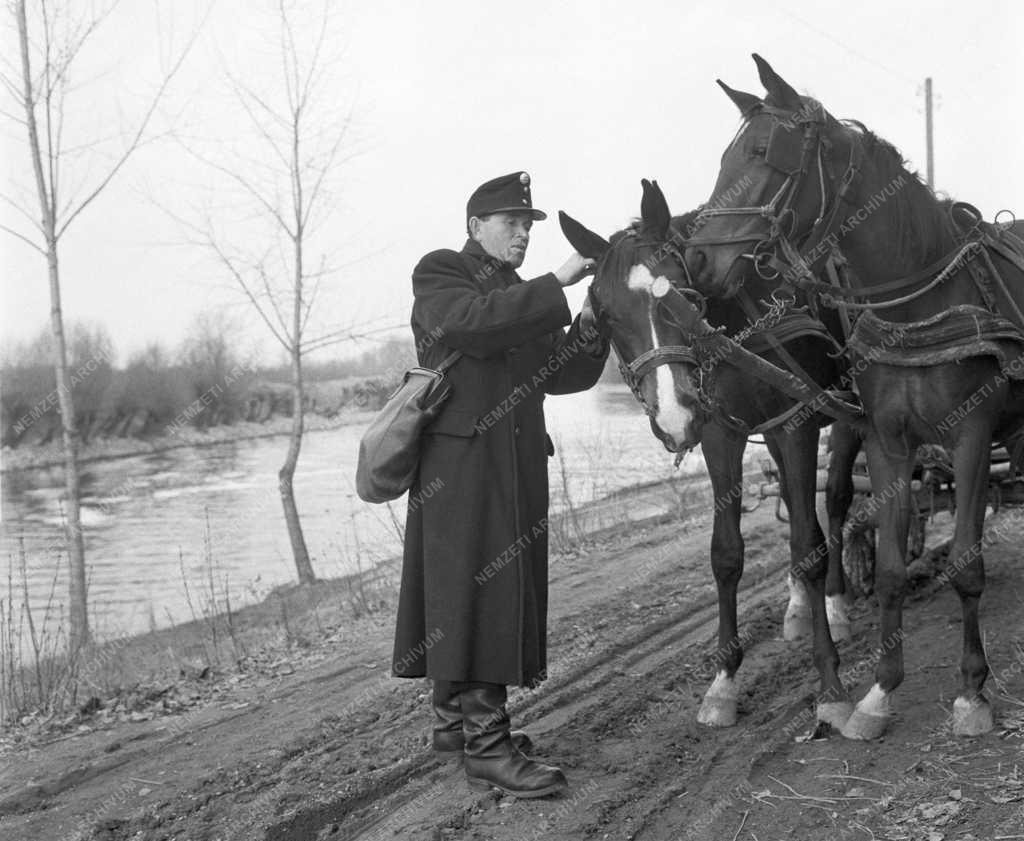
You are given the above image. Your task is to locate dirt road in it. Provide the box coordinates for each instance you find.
[2,481,1023,841]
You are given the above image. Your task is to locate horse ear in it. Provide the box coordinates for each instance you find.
[640,179,671,240]
[717,80,762,116]
[752,53,801,110]
[558,211,610,260]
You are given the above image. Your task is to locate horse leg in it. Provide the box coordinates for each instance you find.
[823,422,862,641]
[771,443,812,642]
[949,425,996,735]
[841,430,915,740]
[767,425,850,728]
[697,421,747,728]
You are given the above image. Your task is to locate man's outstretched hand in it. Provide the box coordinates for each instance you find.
[554,252,597,287]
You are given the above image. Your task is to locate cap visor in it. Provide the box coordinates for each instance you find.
[485,206,548,221]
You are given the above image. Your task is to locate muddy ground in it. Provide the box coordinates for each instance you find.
[1,479,1023,841]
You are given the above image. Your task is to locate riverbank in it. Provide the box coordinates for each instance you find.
[0,407,378,473]
[3,464,1023,841]
[0,466,716,737]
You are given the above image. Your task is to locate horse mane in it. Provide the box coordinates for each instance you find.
[840,120,959,265]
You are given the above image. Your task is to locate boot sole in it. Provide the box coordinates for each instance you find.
[466,776,567,798]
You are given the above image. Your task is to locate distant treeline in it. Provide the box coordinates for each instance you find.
[1,320,414,449]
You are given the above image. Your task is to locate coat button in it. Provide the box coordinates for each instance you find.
[514,425,521,436]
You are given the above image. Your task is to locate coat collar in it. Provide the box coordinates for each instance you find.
[462,237,494,261]
[461,238,521,284]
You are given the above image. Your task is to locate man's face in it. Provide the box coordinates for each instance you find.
[470,212,534,268]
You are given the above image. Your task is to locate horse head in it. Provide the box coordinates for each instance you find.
[684,54,855,298]
[560,180,704,453]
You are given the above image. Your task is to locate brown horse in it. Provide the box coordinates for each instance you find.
[685,53,1024,738]
[562,182,862,728]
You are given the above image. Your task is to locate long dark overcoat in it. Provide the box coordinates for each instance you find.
[392,238,607,687]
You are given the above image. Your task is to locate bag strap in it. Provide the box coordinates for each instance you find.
[435,349,463,373]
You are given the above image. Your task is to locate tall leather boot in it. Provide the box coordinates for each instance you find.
[432,680,533,755]
[461,683,566,798]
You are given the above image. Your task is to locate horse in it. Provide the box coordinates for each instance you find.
[684,53,1024,739]
[561,181,863,729]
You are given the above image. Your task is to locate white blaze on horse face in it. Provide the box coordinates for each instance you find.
[626,263,695,445]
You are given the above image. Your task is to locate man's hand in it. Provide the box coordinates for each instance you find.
[554,252,597,287]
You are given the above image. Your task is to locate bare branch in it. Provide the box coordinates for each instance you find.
[257,261,293,343]
[301,322,406,355]
[56,4,210,238]
[0,222,45,255]
[300,116,351,229]
[208,238,293,353]
[177,138,295,239]
[223,72,291,172]
[0,190,45,236]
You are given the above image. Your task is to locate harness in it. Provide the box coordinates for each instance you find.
[688,102,1024,327]
[588,242,860,437]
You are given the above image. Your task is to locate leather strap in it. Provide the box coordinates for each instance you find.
[435,350,464,373]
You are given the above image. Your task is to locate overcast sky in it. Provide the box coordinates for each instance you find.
[2,0,1021,366]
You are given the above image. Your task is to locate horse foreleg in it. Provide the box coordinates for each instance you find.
[768,425,850,729]
[949,426,996,735]
[841,429,915,740]
[823,422,862,641]
[697,421,747,728]
[769,437,812,642]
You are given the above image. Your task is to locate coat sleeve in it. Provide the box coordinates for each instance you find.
[543,314,611,396]
[412,250,572,358]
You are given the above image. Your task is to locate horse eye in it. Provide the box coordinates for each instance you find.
[750,144,767,158]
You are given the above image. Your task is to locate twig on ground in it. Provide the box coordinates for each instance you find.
[818,774,893,787]
[730,810,748,841]
[765,774,838,804]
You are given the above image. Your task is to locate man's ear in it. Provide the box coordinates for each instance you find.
[467,216,481,240]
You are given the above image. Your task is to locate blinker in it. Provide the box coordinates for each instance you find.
[765,122,804,175]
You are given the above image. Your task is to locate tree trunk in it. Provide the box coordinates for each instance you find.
[279,344,315,585]
[279,223,315,584]
[16,0,89,651]
[49,249,90,651]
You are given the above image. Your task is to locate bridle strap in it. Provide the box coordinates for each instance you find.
[590,279,700,418]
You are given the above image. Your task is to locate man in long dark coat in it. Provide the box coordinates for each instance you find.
[393,171,608,798]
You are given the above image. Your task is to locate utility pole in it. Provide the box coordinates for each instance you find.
[924,77,934,189]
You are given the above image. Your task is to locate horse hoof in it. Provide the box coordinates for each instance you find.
[698,672,738,727]
[817,701,854,729]
[839,685,891,740]
[840,710,889,740]
[783,612,813,641]
[952,695,993,736]
[697,696,738,727]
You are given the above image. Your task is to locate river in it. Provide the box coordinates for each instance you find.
[0,384,739,643]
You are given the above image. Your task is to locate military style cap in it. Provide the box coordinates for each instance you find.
[466,171,547,222]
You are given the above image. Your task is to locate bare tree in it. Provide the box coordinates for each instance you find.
[174,1,364,585]
[2,0,201,651]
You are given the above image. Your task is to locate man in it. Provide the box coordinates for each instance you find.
[393,171,608,798]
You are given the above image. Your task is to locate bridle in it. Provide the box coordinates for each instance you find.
[588,223,862,436]
[586,243,703,420]
[687,101,862,288]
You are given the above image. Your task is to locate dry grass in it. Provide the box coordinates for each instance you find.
[0,518,398,736]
